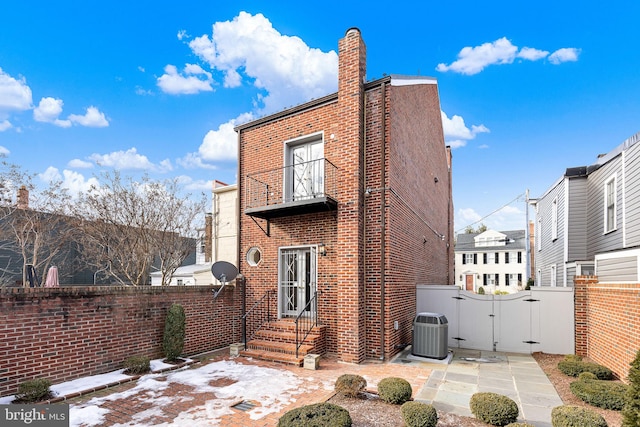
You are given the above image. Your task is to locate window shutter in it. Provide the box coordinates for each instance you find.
[495,253,499,263]
[483,274,487,285]
[474,253,477,264]
[518,251,522,263]
[505,274,509,286]
[496,274,500,286]
[483,253,487,264]
[462,254,466,265]
[518,273,522,284]
[505,252,509,264]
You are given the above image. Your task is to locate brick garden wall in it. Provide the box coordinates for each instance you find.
[574,276,640,381]
[0,285,242,397]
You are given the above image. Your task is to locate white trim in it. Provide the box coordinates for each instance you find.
[603,173,617,234]
[595,248,640,283]
[551,197,558,241]
[550,264,557,287]
[390,76,437,86]
[563,179,569,262]
[622,149,627,247]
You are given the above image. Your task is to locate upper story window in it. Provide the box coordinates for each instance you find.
[551,197,558,240]
[537,218,542,251]
[285,134,324,202]
[604,175,617,233]
[463,253,475,264]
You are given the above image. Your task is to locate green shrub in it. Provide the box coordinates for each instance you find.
[477,286,485,295]
[14,378,53,403]
[123,355,151,375]
[335,374,366,397]
[578,372,597,381]
[570,377,628,410]
[163,303,186,361]
[401,401,438,427]
[277,402,351,427]
[469,392,519,426]
[551,405,607,427]
[558,360,613,380]
[495,290,509,295]
[377,377,412,405]
[564,354,583,362]
[623,348,640,426]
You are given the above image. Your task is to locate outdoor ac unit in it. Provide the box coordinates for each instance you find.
[412,312,448,359]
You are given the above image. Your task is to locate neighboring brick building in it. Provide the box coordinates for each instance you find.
[236,28,453,364]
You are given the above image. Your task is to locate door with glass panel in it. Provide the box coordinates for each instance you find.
[289,140,324,201]
[279,247,317,317]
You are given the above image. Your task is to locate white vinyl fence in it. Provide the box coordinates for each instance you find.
[416,285,574,355]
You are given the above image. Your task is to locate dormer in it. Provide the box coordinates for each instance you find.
[474,230,508,247]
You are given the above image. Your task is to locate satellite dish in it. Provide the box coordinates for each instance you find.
[211,261,238,299]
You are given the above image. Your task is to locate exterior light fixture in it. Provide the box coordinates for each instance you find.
[318,243,327,256]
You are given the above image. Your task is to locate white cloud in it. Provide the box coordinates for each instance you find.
[0,67,32,112]
[89,148,156,170]
[135,86,153,96]
[0,145,9,156]
[0,120,11,131]
[436,38,518,75]
[437,38,579,75]
[177,30,189,41]
[68,106,109,127]
[441,111,490,149]
[459,207,482,224]
[68,158,94,169]
[157,64,214,95]
[175,175,214,191]
[548,48,580,64]
[33,97,72,127]
[177,152,218,170]
[188,12,338,114]
[39,167,100,197]
[518,47,549,61]
[138,66,145,73]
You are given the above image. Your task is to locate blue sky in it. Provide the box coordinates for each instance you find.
[1,1,639,234]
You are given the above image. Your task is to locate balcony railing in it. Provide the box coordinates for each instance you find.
[244,158,338,219]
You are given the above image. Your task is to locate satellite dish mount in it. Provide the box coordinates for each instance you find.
[211,261,238,299]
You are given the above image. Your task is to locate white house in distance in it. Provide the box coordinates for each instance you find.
[454,229,528,293]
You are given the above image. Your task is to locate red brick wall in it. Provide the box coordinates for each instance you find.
[574,276,640,381]
[0,286,242,397]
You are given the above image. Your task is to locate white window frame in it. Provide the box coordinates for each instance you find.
[550,264,557,287]
[551,197,558,241]
[537,217,542,251]
[604,174,617,234]
[464,253,474,264]
[283,132,324,203]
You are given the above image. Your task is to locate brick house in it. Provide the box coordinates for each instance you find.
[236,28,454,365]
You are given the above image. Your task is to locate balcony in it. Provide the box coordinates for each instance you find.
[244,158,338,219]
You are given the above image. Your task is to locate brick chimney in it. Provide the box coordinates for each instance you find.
[336,27,367,363]
[17,185,29,209]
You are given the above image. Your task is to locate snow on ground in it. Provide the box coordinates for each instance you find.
[67,359,332,427]
[0,359,183,405]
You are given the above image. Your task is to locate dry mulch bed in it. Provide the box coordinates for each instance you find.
[328,353,624,427]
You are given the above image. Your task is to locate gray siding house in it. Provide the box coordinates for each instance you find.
[533,131,640,285]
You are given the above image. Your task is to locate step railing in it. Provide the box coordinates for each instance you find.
[242,289,276,347]
[295,291,320,358]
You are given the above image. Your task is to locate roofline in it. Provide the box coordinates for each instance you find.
[234,75,440,133]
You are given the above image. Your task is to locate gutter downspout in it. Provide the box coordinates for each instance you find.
[379,82,387,360]
[237,129,246,344]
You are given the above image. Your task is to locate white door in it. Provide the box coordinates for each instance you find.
[279,247,317,317]
[290,141,324,201]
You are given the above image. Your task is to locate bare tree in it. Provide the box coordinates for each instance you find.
[76,172,205,286]
[0,162,78,287]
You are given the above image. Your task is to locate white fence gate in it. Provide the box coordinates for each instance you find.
[416,285,574,355]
